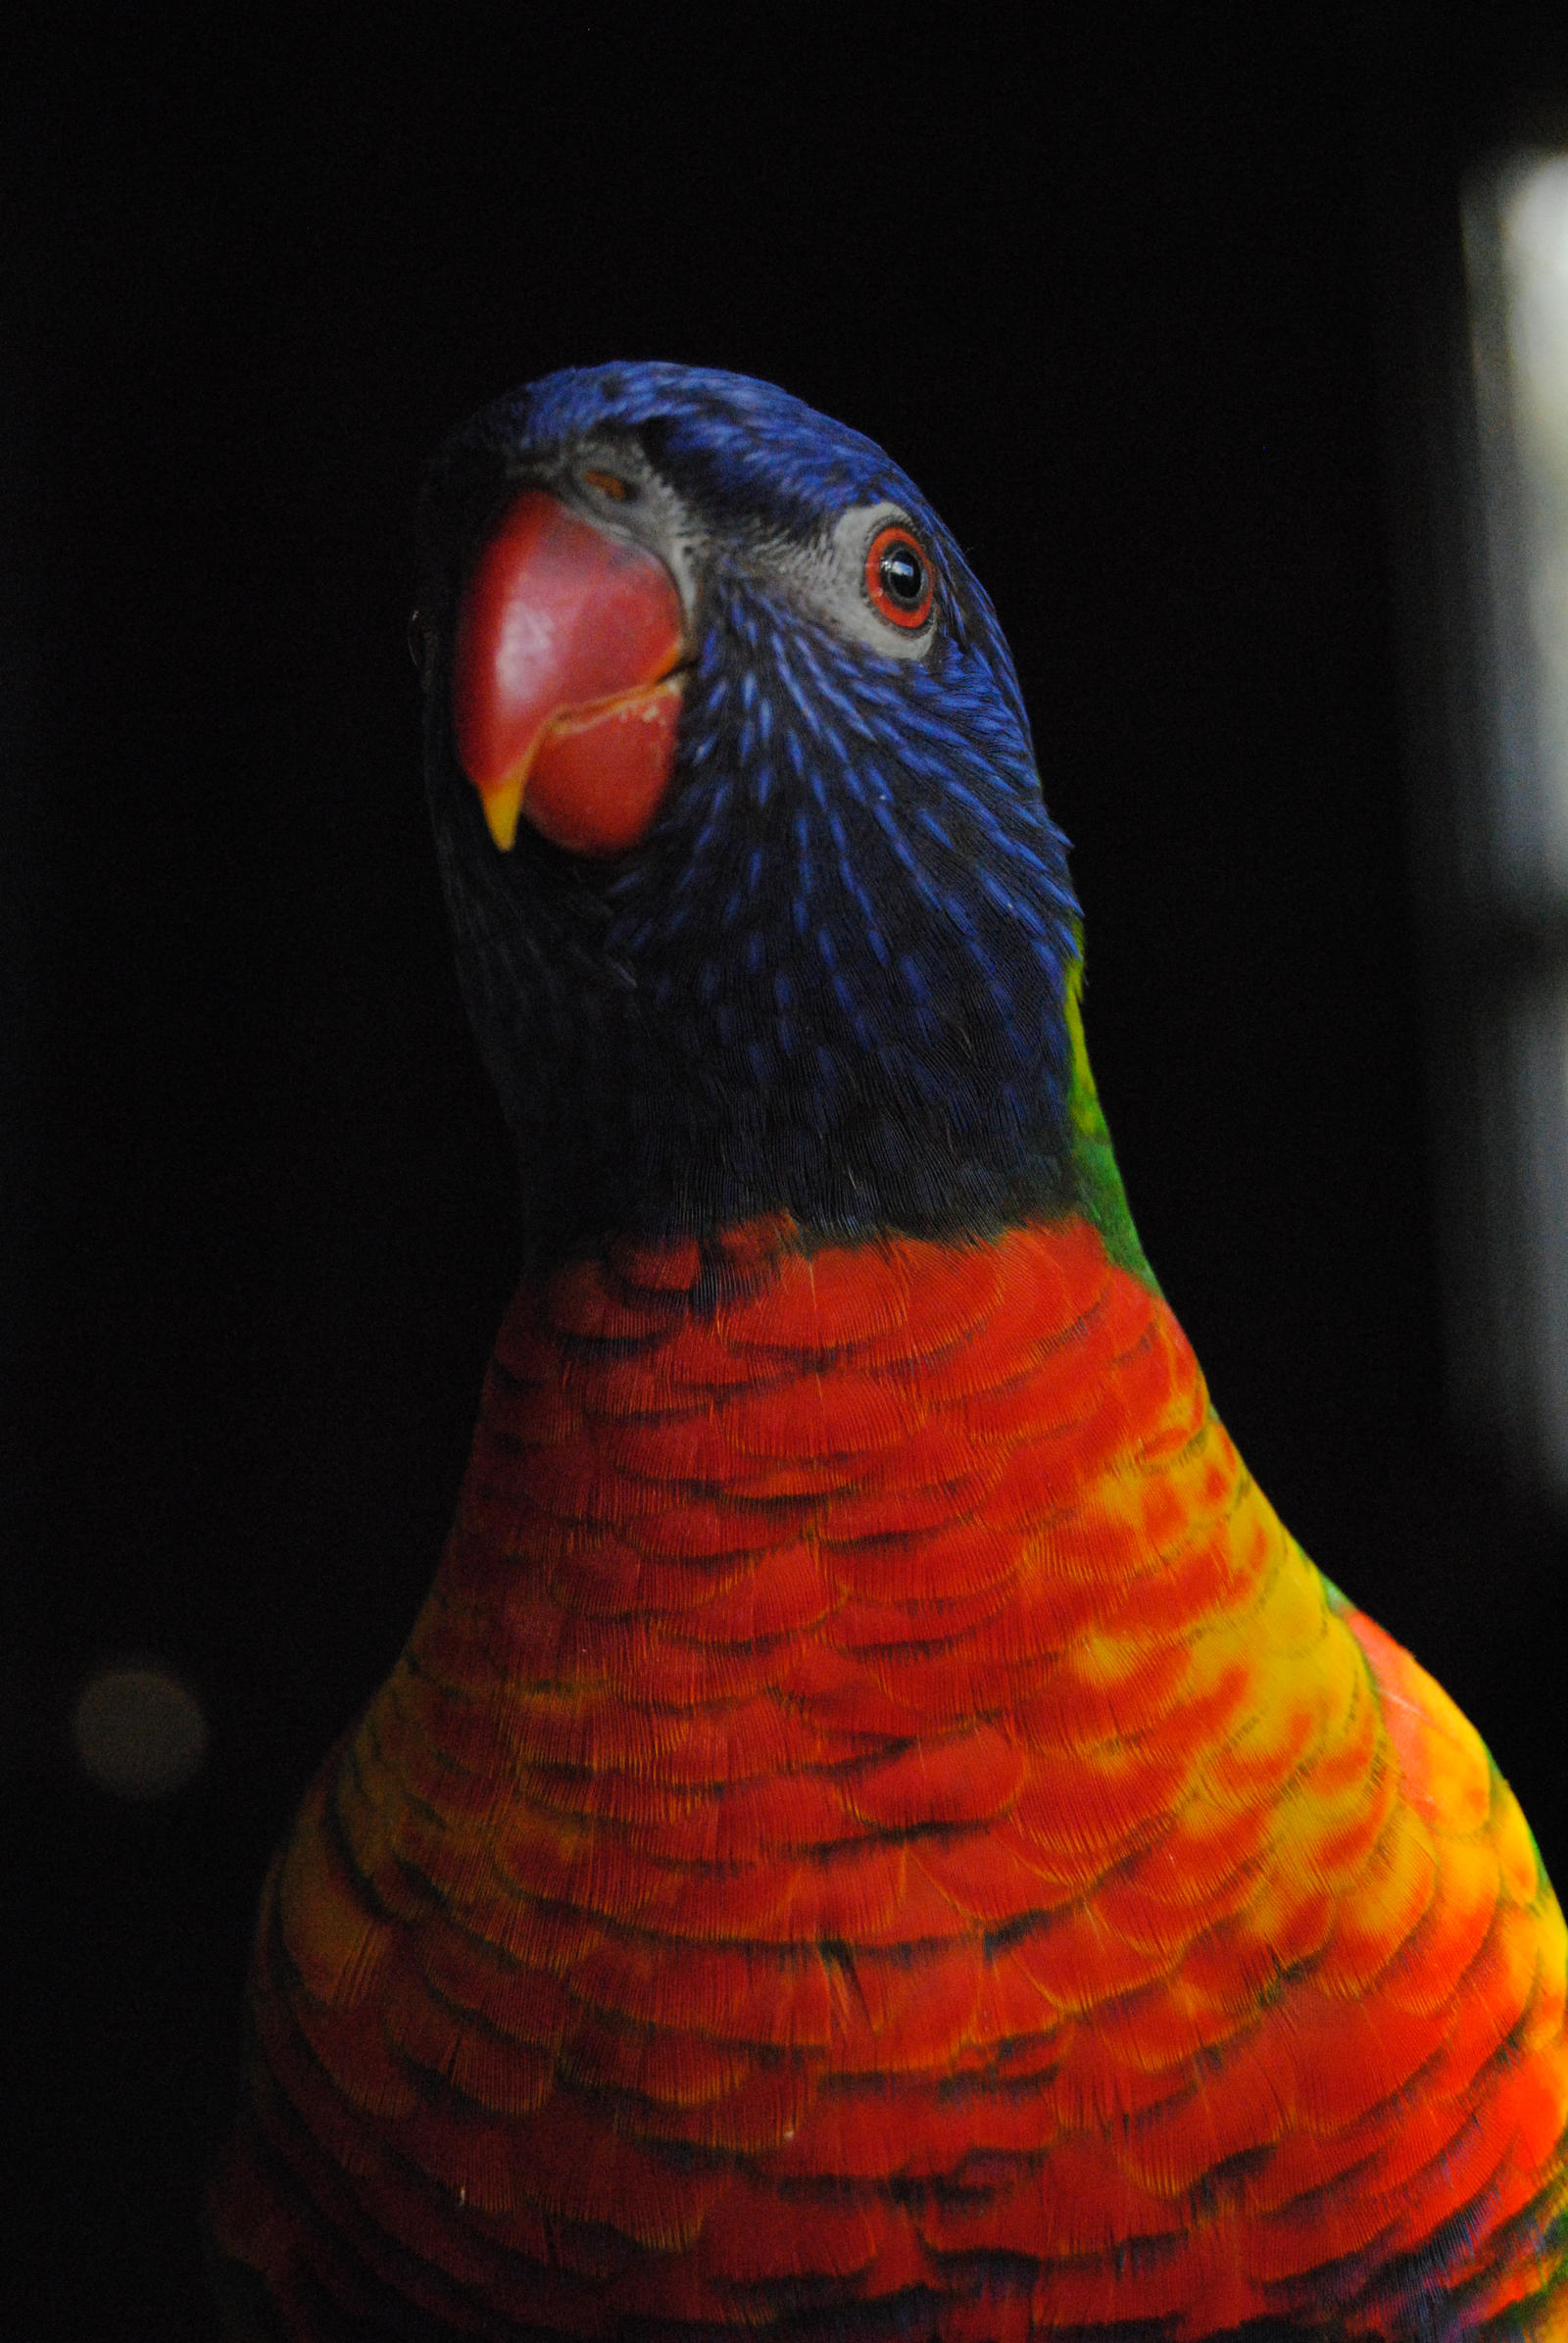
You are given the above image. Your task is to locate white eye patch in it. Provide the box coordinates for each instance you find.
[776,502,939,661]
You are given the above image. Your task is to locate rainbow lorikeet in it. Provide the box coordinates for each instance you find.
[210,366,1568,2343]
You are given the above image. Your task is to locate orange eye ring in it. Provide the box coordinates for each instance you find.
[866,524,928,632]
[864,523,934,629]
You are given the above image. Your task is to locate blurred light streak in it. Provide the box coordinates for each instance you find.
[1442,150,1568,1490]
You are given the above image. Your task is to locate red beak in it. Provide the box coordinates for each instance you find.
[451,489,686,854]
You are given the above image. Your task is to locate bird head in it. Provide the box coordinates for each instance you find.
[416,363,1131,1266]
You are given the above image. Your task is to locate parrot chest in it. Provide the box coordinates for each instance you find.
[217,1216,1568,2341]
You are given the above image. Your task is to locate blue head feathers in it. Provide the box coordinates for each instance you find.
[417,363,1086,1260]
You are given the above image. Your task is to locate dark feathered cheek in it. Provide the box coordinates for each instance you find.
[452,489,686,856]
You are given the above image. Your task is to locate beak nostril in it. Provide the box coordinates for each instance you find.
[581,467,634,502]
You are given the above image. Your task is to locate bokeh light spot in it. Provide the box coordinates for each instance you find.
[71,1662,208,1800]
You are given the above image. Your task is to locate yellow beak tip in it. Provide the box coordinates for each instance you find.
[482,776,524,853]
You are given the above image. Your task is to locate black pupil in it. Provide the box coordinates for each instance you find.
[879,542,925,608]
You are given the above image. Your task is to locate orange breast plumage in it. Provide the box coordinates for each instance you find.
[210,1215,1568,2342]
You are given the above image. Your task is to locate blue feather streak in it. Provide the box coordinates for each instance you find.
[689,780,733,861]
[797,646,879,738]
[867,796,943,904]
[977,868,1020,915]
[940,891,983,944]
[831,970,877,1048]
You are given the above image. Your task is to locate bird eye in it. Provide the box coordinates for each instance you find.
[864,524,934,629]
[582,467,634,503]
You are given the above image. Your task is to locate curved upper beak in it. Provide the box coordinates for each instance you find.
[451,488,687,854]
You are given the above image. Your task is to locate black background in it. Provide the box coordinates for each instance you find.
[8,13,1568,2338]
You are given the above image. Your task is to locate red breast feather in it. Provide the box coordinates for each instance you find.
[210,1216,1568,2341]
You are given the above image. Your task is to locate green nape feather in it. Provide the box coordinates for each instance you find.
[1063,940,1157,1289]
